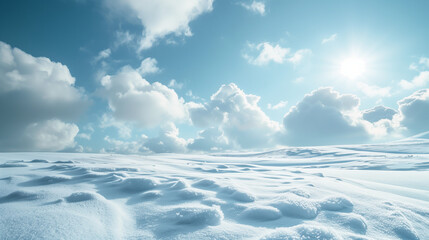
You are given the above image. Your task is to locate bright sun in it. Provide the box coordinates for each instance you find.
[340,57,367,79]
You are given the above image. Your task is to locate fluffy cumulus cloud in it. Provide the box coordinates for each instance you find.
[0,41,88,151]
[282,88,372,146]
[98,65,186,128]
[188,83,281,149]
[137,57,159,75]
[25,120,80,151]
[362,106,397,123]
[107,0,213,51]
[397,89,429,134]
[241,1,265,15]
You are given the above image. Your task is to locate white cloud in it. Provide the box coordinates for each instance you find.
[103,135,144,154]
[282,88,372,146]
[409,63,419,71]
[168,79,183,89]
[397,89,429,134]
[244,42,290,65]
[399,71,429,89]
[94,48,111,63]
[362,106,397,123]
[77,124,95,140]
[287,49,312,65]
[408,57,429,72]
[100,114,132,139]
[107,0,214,51]
[188,127,230,152]
[294,77,304,83]
[144,122,188,153]
[244,42,311,66]
[0,41,88,151]
[188,83,281,148]
[241,1,265,15]
[98,65,186,128]
[137,57,159,75]
[25,119,79,151]
[267,100,288,110]
[185,90,203,101]
[419,57,429,68]
[115,30,135,47]
[103,122,187,154]
[321,34,337,44]
[357,82,391,97]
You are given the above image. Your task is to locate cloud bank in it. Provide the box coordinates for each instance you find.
[0,41,88,151]
[188,83,281,149]
[282,88,371,146]
[397,89,429,134]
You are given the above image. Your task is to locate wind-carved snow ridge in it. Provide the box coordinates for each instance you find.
[1,140,429,239]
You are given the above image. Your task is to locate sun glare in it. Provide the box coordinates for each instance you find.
[340,57,367,79]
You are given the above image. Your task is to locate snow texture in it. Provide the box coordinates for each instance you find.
[1,139,429,239]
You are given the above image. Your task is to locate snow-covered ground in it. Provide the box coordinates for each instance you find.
[1,139,429,239]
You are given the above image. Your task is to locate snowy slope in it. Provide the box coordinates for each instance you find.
[1,141,429,239]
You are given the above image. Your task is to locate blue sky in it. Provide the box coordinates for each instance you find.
[1,0,429,153]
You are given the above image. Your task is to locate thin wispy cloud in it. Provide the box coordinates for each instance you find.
[321,33,337,44]
[244,42,290,65]
[267,100,288,110]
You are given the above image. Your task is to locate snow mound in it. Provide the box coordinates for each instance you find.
[30,159,49,163]
[287,188,311,198]
[261,224,341,240]
[320,196,354,211]
[169,179,189,190]
[54,160,74,164]
[193,179,219,188]
[221,186,255,202]
[0,163,28,168]
[389,211,420,240]
[65,192,100,203]
[170,205,223,226]
[21,175,71,186]
[240,206,282,221]
[0,191,40,203]
[115,177,157,193]
[1,147,428,239]
[140,191,163,200]
[271,194,320,219]
[176,188,205,200]
[90,167,139,172]
[47,164,76,171]
[326,212,367,234]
